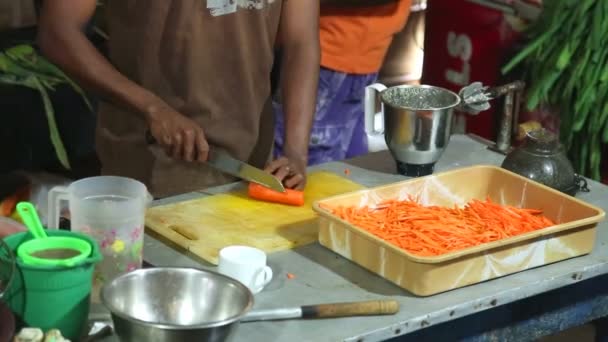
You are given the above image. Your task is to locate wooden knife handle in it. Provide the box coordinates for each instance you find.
[301,300,399,319]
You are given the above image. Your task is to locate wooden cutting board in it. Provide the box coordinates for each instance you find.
[145,171,364,264]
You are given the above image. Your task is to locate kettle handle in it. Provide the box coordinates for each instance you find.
[364,83,387,135]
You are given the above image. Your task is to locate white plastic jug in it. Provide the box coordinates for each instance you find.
[48,176,152,302]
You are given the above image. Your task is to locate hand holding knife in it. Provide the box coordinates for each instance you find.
[145,130,286,192]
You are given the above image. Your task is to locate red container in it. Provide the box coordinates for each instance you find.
[421,0,524,140]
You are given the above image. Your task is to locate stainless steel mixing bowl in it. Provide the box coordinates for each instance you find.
[101,267,253,342]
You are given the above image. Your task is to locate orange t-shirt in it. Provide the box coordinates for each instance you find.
[320,0,412,75]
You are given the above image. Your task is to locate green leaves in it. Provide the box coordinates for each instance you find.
[0,44,92,170]
[32,77,71,170]
[502,0,607,180]
[5,45,92,112]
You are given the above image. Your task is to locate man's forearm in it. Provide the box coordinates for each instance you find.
[320,0,397,6]
[280,38,319,162]
[37,6,164,120]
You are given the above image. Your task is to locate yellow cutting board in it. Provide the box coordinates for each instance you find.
[145,171,364,264]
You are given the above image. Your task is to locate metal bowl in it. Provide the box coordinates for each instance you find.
[101,267,253,342]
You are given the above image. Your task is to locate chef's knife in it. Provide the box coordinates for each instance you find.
[207,148,285,192]
[145,131,285,192]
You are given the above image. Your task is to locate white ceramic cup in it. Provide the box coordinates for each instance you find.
[218,246,273,294]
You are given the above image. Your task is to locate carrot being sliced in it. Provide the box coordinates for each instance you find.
[248,183,305,206]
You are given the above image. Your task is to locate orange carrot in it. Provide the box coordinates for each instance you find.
[325,198,555,257]
[286,273,296,279]
[248,183,305,206]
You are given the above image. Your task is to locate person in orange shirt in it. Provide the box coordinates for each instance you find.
[274,0,412,165]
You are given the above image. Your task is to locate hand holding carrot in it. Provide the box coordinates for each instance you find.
[252,151,307,206]
[265,154,307,190]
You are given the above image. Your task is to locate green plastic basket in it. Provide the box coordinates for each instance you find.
[3,230,102,340]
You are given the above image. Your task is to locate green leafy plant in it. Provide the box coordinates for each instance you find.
[0,44,92,170]
[502,0,607,180]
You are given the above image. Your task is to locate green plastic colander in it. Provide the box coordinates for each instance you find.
[16,202,91,267]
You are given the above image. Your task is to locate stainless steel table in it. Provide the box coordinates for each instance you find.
[94,135,608,341]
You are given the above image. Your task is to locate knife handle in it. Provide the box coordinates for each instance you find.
[301,300,399,319]
[145,130,222,156]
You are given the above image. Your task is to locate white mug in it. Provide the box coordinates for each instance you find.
[218,246,273,294]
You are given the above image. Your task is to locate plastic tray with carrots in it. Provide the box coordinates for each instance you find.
[313,165,606,296]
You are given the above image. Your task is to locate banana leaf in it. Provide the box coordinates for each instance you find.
[0,44,92,170]
[5,45,93,111]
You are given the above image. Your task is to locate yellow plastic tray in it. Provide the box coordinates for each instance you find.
[313,165,606,296]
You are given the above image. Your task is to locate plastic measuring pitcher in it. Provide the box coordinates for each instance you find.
[48,176,151,302]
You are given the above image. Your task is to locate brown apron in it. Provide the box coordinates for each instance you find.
[98,0,282,198]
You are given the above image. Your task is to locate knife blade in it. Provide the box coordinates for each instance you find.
[145,130,285,192]
[207,149,285,192]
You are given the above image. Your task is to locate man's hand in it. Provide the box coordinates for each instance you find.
[265,153,307,190]
[146,103,209,162]
[38,0,202,160]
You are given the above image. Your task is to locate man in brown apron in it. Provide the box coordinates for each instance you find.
[36,0,319,198]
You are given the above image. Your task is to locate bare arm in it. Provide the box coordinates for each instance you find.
[320,0,397,6]
[37,0,160,119]
[267,0,319,189]
[37,1,208,162]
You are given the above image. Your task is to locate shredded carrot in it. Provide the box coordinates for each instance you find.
[324,197,555,257]
[344,168,351,176]
[286,273,296,279]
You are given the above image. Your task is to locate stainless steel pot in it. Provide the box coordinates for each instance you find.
[101,268,253,342]
[365,84,461,177]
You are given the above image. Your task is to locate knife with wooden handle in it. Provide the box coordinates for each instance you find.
[240,300,400,322]
[145,130,285,192]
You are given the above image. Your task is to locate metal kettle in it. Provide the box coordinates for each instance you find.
[501,129,589,196]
